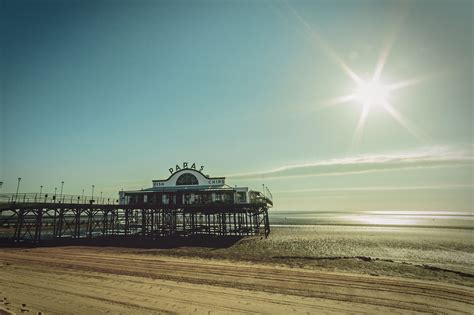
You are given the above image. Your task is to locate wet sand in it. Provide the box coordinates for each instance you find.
[0,226,473,314]
[127,226,474,284]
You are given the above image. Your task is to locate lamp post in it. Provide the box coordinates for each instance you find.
[60,181,64,203]
[91,185,95,203]
[35,185,43,203]
[15,178,21,202]
[100,192,103,204]
[81,189,85,204]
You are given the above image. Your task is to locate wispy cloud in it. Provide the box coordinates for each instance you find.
[228,145,473,181]
[275,184,474,194]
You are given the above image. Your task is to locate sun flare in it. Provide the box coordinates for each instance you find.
[354,80,389,108]
[325,66,426,146]
[285,1,428,146]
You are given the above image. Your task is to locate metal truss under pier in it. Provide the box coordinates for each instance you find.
[0,203,270,243]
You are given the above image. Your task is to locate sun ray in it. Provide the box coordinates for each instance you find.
[281,0,428,145]
[373,1,407,81]
[381,100,428,142]
[386,64,455,92]
[373,37,395,82]
[352,104,370,148]
[313,94,357,112]
[386,75,428,91]
[320,93,357,109]
[283,1,363,85]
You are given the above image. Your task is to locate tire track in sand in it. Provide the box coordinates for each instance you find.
[0,248,473,314]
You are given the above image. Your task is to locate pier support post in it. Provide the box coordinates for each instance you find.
[34,208,43,242]
[14,209,24,242]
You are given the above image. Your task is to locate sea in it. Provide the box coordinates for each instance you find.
[266,210,473,274]
[269,210,474,229]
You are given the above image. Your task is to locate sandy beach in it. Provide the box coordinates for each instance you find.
[0,226,473,314]
[0,246,473,314]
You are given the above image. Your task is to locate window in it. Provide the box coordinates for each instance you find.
[184,193,191,204]
[236,192,246,203]
[176,173,198,185]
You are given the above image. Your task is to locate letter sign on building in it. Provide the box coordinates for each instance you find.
[153,163,223,188]
[168,162,204,175]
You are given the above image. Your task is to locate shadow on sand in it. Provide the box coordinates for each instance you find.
[0,235,245,249]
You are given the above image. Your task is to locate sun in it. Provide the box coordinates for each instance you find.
[283,1,427,147]
[325,67,425,146]
[354,79,389,108]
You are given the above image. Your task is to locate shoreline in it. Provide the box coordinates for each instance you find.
[271,223,474,230]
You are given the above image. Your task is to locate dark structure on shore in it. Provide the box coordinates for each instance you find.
[0,164,272,242]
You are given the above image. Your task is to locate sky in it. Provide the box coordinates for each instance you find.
[1,0,472,212]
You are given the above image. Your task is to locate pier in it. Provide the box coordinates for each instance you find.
[0,192,271,243]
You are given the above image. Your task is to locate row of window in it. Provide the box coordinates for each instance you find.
[123,191,246,205]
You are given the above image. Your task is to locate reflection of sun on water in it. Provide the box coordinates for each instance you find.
[355,215,416,226]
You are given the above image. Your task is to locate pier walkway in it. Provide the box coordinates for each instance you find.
[0,193,270,242]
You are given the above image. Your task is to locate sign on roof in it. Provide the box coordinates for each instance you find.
[168,162,204,174]
[152,163,225,188]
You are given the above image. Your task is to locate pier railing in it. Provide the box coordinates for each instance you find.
[0,193,119,205]
[0,202,270,241]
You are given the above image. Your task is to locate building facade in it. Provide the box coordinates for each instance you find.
[119,166,272,208]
